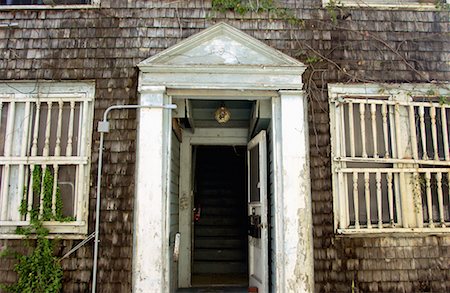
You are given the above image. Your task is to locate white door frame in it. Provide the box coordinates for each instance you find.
[178,127,249,288]
[135,23,313,293]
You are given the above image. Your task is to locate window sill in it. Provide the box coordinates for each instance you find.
[0,233,88,239]
[0,221,87,237]
[337,227,450,237]
[322,1,445,11]
[0,4,99,10]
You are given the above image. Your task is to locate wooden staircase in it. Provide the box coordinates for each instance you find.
[193,146,248,283]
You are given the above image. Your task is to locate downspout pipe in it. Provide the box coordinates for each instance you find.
[92,104,177,293]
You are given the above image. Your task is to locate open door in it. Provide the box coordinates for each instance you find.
[247,130,268,292]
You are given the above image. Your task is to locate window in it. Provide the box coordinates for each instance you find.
[0,81,94,236]
[0,0,99,7]
[329,83,450,234]
[323,0,449,9]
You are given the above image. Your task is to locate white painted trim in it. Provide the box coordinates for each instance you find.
[138,23,305,91]
[270,96,285,293]
[328,82,449,97]
[139,71,303,91]
[0,233,88,240]
[328,83,450,234]
[0,0,100,10]
[163,94,172,293]
[137,24,310,292]
[338,227,450,235]
[0,81,94,236]
[183,128,249,145]
[139,22,305,68]
[277,90,314,293]
[322,0,445,10]
[133,86,169,293]
[167,89,278,98]
[178,127,249,288]
[138,85,167,95]
[177,137,192,288]
[139,65,306,75]
[247,130,269,292]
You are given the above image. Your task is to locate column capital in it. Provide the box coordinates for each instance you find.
[278,89,305,96]
[139,86,166,106]
[138,85,166,95]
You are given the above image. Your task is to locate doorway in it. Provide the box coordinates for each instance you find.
[192,146,248,287]
[135,22,313,293]
[175,99,273,292]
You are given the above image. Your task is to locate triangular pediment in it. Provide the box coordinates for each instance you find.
[138,22,305,67]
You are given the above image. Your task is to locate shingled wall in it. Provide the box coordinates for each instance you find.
[0,1,449,292]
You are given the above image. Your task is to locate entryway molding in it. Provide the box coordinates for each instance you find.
[134,22,313,293]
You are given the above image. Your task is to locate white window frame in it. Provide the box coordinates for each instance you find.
[329,83,450,235]
[322,0,449,10]
[0,81,94,238]
[0,0,99,10]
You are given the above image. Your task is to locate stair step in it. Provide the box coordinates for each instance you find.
[194,248,245,261]
[193,261,247,274]
[195,237,243,249]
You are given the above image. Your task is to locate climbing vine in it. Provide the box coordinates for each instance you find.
[1,166,72,293]
[211,0,304,25]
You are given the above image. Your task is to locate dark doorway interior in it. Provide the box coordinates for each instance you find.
[192,146,248,287]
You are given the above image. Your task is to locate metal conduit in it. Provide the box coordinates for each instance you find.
[92,103,177,293]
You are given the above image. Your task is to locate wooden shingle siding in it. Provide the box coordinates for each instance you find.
[0,0,449,292]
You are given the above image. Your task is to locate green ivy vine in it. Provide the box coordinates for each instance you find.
[211,0,305,26]
[1,166,72,293]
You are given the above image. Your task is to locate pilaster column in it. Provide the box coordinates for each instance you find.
[133,86,167,292]
[278,90,314,293]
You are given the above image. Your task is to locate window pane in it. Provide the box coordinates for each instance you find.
[343,102,392,159]
[60,102,81,157]
[35,102,81,157]
[26,164,76,220]
[0,166,3,218]
[339,0,436,4]
[6,165,21,221]
[58,165,76,218]
[345,163,398,227]
[420,171,450,224]
[250,146,260,202]
[415,106,450,160]
[0,103,8,156]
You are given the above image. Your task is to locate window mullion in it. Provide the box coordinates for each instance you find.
[0,101,15,221]
[16,102,31,221]
[334,100,348,230]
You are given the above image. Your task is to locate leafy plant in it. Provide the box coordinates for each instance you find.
[435,0,450,11]
[305,55,322,64]
[3,221,63,293]
[438,95,448,105]
[1,166,71,293]
[212,0,275,14]
[211,0,305,26]
[326,0,341,24]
